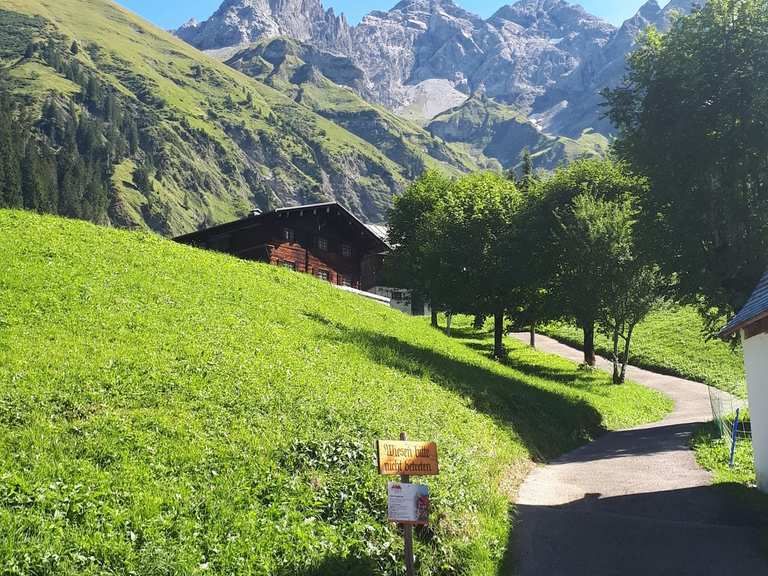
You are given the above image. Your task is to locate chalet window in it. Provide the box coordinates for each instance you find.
[341,243,352,258]
[317,236,329,251]
[282,228,295,242]
[279,260,296,271]
[317,270,330,282]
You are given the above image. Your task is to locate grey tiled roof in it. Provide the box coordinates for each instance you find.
[365,224,389,243]
[720,270,768,337]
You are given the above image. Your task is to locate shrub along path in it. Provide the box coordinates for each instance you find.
[510,334,767,575]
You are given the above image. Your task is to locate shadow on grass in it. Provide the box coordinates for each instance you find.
[461,338,606,391]
[303,311,605,462]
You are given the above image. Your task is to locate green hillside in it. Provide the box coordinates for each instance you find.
[226,38,478,177]
[0,209,670,575]
[0,0,472,235]
[427,96,609,171]
[542,307,746,396]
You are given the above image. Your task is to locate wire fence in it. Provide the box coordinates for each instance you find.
[709,386,751,467]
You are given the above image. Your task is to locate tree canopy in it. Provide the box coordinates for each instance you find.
[604,0,768,328]
[526,158,652,367]
[387,171,522,357]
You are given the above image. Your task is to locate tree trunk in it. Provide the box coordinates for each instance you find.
[473,314,485,330]
[583,321,596,367]
[530,321,537,349]
[494,311,506,359]
[431,309,438,329]
[446,313,453,337]
[619,325,635,384]
[611,327,621,384]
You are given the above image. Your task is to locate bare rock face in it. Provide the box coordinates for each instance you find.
[176,0,354,54]
[479,0,614,108]
[177,0,697,139]
[533,0,702,137]
[349,0,615,114]
[350,0,492,110]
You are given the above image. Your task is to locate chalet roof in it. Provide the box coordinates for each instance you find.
[365,224,389,243]
[174,201,391,251]
[719,270,768,338]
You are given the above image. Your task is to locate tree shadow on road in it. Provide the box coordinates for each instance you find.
[511,484,768,575]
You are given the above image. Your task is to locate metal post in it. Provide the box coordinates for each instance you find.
[400,431,415,576]
[729,408,741,469]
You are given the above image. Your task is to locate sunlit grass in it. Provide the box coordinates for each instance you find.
[0,210,671,574]
[542,306,746,396]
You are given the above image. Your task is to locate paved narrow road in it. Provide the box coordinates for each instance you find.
[511,334,767,576]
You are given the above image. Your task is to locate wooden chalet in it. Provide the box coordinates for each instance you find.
[174,202,390,291]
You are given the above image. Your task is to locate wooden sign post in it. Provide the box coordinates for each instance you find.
[400,432,415,576]
[377,433,439,576]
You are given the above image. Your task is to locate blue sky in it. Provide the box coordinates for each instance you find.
[118,1,671,30]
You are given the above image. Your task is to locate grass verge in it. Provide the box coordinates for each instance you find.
[0,210,671,575]
[541,306,746,396]
[692,422,755,486]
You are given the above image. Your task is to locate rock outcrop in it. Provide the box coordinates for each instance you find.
[177,0,697,140]
[176,0,354,54]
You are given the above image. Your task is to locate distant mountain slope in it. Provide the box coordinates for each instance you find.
[0,0,472,235]
[225,37,477,176]
[177,0,354,54]
[427,95,608,170]
[178,0,697,148]
[533,0,701,136]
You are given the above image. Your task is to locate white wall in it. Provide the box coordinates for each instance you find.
[369,287,431,317]
[743,331,768,492]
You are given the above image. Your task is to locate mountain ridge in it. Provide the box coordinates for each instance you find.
[177,0,696,143]
[0,0,475,236]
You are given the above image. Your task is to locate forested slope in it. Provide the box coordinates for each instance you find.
[0,0,473,235]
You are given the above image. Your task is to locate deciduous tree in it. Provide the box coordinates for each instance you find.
[532,159,648,366]
[604,0,768,331]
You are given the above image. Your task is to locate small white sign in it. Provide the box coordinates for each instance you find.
[387,482,430,526]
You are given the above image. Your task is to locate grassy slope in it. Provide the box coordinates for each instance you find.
[2,0,468,231]
[427,97,546,170]
[693,423,755,487]
[532,130,610,170]
[225,38,479,178]
[541,307,746,396]
[426,97,610,171]
[0,209,670,575]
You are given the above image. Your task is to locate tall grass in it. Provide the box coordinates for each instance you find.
[542,307,746,396]
[0,210,671,574]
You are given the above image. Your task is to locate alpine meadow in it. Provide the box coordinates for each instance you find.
[3,0,768,574]
[0,209,670,574]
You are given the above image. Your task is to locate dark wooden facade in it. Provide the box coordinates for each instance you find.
[174,203,390,291]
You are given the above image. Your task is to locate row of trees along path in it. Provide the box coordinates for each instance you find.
[387,157,663,384]
[389,0,768,378]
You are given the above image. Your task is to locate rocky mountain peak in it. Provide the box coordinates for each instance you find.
[489,0,615,49]
[178,17,199,31]
[620,0,665,33]
[176,0,696,143]
[176,0,353,53]
[637,0,662,19]
[491,0,612,29]
[374,0,486,27]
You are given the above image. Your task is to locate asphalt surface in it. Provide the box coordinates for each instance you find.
[510,333,767,575]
